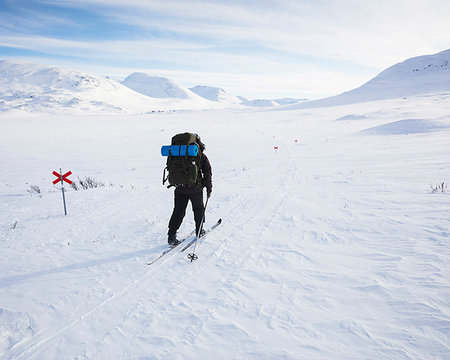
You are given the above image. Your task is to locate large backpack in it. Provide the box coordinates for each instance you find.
[162,133,203,187]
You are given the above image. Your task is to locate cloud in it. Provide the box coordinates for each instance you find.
[32,0,450,65]
[1,0,449,98]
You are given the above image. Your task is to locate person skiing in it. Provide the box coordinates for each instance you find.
[167,134,212,245]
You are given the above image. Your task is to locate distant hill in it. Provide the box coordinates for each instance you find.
[122,73,204,101]
[189,85,307,107]
[6,49,447,113]
[241,99,280,107]
[189,85,242,104]
[290,49,450,108]
[0,61,221,113]
[0,60,144,113]
[274,97,309,105]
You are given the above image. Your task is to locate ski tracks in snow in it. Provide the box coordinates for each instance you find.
[2,118,450,358]
[151,143,326,358]
[2,256,167,359]
[2,169,284,360]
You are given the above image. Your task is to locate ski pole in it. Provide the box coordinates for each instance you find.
[188,195,209,262]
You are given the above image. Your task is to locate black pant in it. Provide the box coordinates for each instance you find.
[168,188,205,235]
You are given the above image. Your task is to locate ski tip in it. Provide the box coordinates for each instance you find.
[218,218,222,224]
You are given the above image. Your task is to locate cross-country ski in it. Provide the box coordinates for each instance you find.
[180,218,222,253]
[146,230,195,266]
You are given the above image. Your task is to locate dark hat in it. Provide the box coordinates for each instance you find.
[194,133,206,151]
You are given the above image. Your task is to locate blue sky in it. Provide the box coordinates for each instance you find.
[0,0,449,99]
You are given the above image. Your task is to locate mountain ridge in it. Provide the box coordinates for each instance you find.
[288,49,450,109]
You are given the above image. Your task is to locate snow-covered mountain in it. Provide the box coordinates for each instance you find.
[0,60,155,113]
[122,73,196,100]
[292,49,450,108]
[0,61,220,113]
[241,97,309,107]
[241,98,280,107]
[2,49,449,114]
[121,77,304,108]
[189,85,242,104]
[274,97,309,105]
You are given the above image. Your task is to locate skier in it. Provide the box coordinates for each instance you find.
[167,134,212,245]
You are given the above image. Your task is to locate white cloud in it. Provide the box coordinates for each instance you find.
[1,0,449,98]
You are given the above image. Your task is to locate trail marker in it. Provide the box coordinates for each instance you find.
[52,170,72,185]
[52,169,72,215]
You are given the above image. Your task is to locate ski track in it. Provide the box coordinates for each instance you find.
[1,101,450,358]
[1,160,290,359]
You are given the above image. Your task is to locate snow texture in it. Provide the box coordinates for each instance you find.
[1,91,450,360]
[0,61,224,114]
[290,49,450,108]
[241,98,280,107]
[123,73,195,100]
[189,85,242,103]
[0,61,307,113]
[1,50,450,359]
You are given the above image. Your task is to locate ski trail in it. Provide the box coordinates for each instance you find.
[4,141,295,359]
[137,142,317,358]
[2,244,184,360]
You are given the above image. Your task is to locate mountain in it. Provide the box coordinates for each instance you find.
[241,98,280,107]
[189,85,242,103]
[291,49,450,108]
[242,97,308,107]
[189,86,308,107]
[122,73,192,99]
[0,61,220,113]
[274,97,309,105]
[0,60,160,113]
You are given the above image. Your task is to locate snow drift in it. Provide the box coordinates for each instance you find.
[362,118,450,135]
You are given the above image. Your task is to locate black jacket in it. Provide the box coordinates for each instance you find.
[201,153,212,194]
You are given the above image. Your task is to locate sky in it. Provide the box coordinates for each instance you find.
[0,0,449,100]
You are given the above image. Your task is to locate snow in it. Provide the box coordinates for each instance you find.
[362,118,450,135]
[240,98,308,108]
[291,49,450,108]
[1,88,450,359]
[189,85,242,104]
[1,49,450,359]
[0,61,309,113]
[241,98,280,107]
[0,61,224,114]
[274,97,309,106]
[123,73,196,100]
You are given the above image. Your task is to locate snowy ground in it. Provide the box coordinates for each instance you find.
[1,92,450,359]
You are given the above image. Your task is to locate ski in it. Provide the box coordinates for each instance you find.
[147,230,195,265]
[180,218,222,253]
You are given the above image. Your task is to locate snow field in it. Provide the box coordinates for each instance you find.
[1,93,450,359]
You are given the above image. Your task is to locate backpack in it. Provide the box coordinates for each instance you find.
[162,133,203,187]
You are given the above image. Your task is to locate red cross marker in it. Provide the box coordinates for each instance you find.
[52,169,72,215]
[53,170,72,185]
